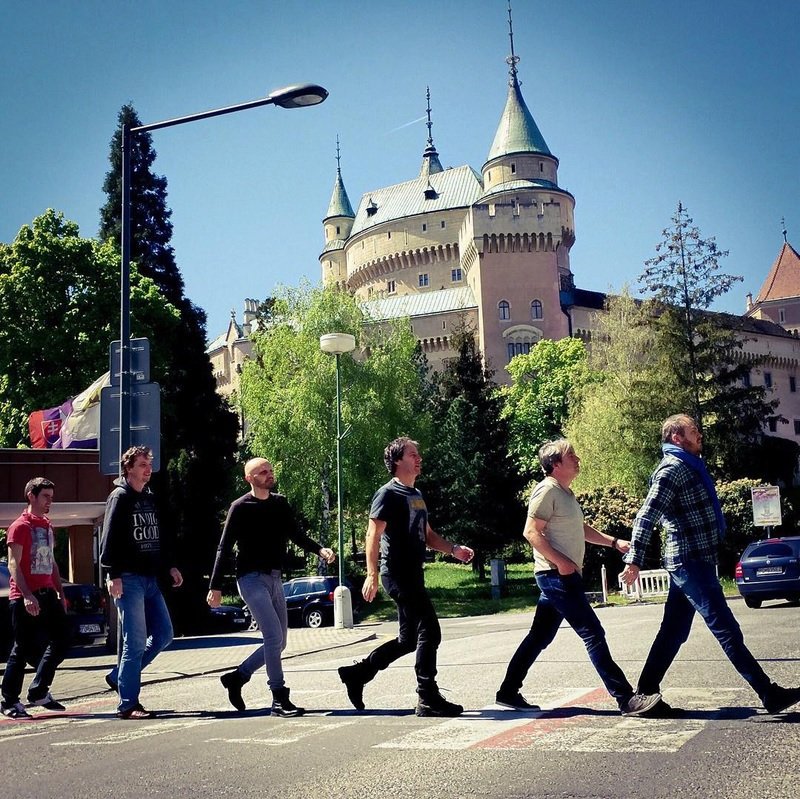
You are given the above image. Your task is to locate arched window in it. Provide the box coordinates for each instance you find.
[498,300,511,321]
[531,299,543,320]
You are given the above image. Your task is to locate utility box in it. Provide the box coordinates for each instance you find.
[490,558,506,600]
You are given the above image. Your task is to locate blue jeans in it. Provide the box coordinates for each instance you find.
[637,561,773,702]
[236,571,288,691]
[500,571,634,707]
[110,574,174,712]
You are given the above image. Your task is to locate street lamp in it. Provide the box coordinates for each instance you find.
[320,332,356,628]
[118,83,328,467]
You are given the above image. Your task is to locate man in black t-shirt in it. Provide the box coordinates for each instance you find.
[207,457,335,717]
[338,437,474,716]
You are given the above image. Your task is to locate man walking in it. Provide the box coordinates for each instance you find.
[207,457,336,717]
[1,478,70,718]
[495,439,661,716]
[338,437,474,717]
[100,446,183,720]
[621,414,800,716]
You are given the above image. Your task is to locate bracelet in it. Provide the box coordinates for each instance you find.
[611,538,618,551]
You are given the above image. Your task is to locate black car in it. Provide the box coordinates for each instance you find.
[283,575,350,629]
[735,536,800,609]
[208,603,251,632]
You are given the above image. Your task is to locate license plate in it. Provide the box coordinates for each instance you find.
[233,618,247,624]
[756,566,783,576]
[79,623,102,634]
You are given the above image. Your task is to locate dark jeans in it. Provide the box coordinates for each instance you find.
[500,570,634,707]
[363,573,442,699]
[637,561,773,702]
[1,588,71,704]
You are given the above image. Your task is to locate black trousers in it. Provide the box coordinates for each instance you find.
[364,573,442,699]
[1,589,71,704]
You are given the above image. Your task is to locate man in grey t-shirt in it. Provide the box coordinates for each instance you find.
[495,439,660,716]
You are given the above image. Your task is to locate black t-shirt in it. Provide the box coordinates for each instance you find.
[370,479,428,578]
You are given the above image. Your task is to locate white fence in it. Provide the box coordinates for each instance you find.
[618,568,671,600]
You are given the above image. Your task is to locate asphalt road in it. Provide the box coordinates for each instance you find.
[1,599,798,799]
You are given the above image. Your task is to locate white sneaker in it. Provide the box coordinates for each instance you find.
[621,692,662,716]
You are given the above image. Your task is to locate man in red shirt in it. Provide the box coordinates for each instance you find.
[1,478,71,719]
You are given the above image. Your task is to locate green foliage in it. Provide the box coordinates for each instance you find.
[500,337,594,477]
[240,285,424,561]
[0,210,180,447]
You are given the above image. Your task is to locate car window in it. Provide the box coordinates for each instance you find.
[746,543,794,559]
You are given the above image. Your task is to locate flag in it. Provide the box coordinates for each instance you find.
[28,406,63,448]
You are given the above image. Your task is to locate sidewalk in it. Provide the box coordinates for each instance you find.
[28,625,378,703]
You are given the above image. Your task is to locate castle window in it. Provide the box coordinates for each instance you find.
[795,419,800,436]
[743,371,751,388]
[451,267,462,282]
[336,225,340,235]
[791,376,797,393]
[418,273,429,288]
[768,418,778,432]
[387,231,391,239]
[511,163,516,174]
[387,280,396,294]
[422,223,427,232]
[779,308,786,323]
[539,161,544,172]
[765,372,773,389]
[441,220,446,229]
[498,300,511,321]
[488,170,491,181]
[531,299,543,320]
[507,342,531,362]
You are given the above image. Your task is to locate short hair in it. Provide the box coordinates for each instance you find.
[383,436,418,475]
[538,439,574,475]
[120,445,153,476]
[662,414,695,443]
[24,477,55,501]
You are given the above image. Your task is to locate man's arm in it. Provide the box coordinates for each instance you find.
[583,524,630,555]
[425,524,474,563]
[207,503,240,606]
[524,516,578,575]
[8,543,39,616]
[361,518,386,603]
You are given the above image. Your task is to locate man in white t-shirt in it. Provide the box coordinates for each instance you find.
[495,439,660,716]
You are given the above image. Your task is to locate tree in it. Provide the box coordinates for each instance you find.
[638,202,777,473]
[500,337,594,478]
[420,329,527,576]
[0,210,180,447]
[98,105,239,601]
[240,285,425,566]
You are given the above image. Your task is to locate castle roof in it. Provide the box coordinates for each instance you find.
[324,170,355,220]
[362,285,477,321]
[487,79,552,162]
[753,242,800,304]
[349,165,483,238]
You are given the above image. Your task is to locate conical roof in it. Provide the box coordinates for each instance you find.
[325,170,354,219]
[487,79,551,162]
[754,241,800,303]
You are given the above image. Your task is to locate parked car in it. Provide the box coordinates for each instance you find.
[282,575,354,629]
[208,603,251,632]
[735,536,800,609]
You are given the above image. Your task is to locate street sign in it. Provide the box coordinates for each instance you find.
[751,484,782,527]
[98,382,161,475]
[109,338,151,385]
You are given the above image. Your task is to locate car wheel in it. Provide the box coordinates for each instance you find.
[743,596,762,609]
[247,617,259,631]
[304,608,324,628]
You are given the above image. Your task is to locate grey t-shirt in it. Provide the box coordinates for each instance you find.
[527,476,585,573]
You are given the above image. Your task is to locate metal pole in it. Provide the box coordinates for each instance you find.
[119,124,133,472]
[335,352,344,589]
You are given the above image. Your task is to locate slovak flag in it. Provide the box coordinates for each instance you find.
[28,406,63,448]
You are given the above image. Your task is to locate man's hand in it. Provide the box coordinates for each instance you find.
[620,563,640,586]
[23,595,40,616]
[557,560,578,576]
[615,539,631,555]
[207,589,222,608]
[319,547,336,565]
[362,572,379,603]
[169,567,184,588]
[107,577,123,599]
[452,544,475,564]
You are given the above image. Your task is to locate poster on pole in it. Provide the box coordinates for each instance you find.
[751,485,782,527]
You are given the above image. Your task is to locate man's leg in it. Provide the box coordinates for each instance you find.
[237,572,286,691]
[408,588,441,701]
[26,590,71,704]
[1,600,38,714]
[139,578,174,672]
[115,575,148,712]
[636,576,695,695]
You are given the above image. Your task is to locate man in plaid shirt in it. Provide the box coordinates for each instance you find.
[621,414,800,717]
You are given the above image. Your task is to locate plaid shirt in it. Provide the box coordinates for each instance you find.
[626,454,721,569]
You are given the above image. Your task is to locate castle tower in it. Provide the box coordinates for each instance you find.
[320,136,355,289]
[461,5,576,374]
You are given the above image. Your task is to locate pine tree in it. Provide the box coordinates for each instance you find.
[99,105,239,627]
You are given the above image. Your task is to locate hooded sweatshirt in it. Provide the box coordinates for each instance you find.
[100,477,173,579]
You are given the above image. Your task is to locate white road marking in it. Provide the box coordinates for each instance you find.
[51,719,212,745]
[205,718,359,746]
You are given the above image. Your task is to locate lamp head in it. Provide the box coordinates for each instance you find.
[320,333,356,355]
[269,83,329,108]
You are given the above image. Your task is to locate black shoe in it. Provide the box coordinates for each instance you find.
[416,693,464,718]
[1,701,32,719]
[220,670,247,712]
[27,692,66,711]
[763,685,800,715]
[105,674,118,692]
[271,687,304,718]
[495,690,540,711]
[639,699,685,718]
[338,664,367,711]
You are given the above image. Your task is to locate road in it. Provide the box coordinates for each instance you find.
[1,599,798,799]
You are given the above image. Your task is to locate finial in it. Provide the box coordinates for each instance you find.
[335,135,342,176]
[425,86,434,147]
[782,216,788,243]
[506,0,520,86]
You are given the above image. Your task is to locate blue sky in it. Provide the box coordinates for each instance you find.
[2,0,798,340]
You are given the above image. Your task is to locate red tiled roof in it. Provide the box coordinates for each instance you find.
[755,242,800,303]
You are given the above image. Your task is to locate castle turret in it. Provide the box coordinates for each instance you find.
[320,136,355,289]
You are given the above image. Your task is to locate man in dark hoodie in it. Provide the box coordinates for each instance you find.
[100,446,183,719]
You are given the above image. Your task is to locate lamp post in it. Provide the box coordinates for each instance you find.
[118,83,328,467]
[320,332,356,628]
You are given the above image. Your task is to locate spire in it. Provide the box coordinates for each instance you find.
[487,1,552,161]
[325,135,354,219]
[419,86,444,178]
[782,216,788,244]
